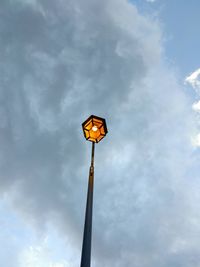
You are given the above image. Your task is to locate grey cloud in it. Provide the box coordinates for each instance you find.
[0,0,199,266]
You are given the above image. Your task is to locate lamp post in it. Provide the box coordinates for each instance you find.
[80,115,108,267]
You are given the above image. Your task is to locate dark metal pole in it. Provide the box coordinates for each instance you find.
[80,141,95,267]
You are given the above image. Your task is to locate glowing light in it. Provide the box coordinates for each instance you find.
[92,126,98,132]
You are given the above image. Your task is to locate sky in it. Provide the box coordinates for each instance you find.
[0,0,200,266]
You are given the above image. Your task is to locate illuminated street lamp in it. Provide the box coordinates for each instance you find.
[80,115,108,267]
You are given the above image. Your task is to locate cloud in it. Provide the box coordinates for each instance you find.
[0,0,199,267]
[192,100,200,112]
[20,242,71,267]
[185,68,200,148]
[191,133,200,147]
[185,68,200,93]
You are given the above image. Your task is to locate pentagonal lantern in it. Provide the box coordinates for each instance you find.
[82,115,108,143]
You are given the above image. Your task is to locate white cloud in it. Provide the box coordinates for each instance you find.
[185,69,200,148]
[17,224,79,267]
[185,68,200,93]
[20,245,68,267]
[191,133,200,147]
[192,100,200,112]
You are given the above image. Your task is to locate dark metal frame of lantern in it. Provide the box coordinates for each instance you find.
[80,115,108,267]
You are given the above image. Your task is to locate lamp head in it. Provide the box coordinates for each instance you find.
[82,115,108,143]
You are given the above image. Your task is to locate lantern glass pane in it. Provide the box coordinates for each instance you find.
[97,135,104,142]
[84,130,90,139]
[90,129,101,139]
[92,118,103,128]
[88,137,96,142]
[100,125,105,135]
[84,121,93,130]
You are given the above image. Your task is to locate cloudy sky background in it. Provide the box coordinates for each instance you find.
[1,0,200,266]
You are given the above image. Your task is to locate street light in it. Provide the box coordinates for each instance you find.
[80,115,108,267]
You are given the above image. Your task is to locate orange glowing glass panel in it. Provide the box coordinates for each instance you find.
[82,115,108,143]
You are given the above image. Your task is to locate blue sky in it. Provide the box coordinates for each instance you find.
[0,0,200,266]
[131,0,200,76]
[154,0,200,76]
